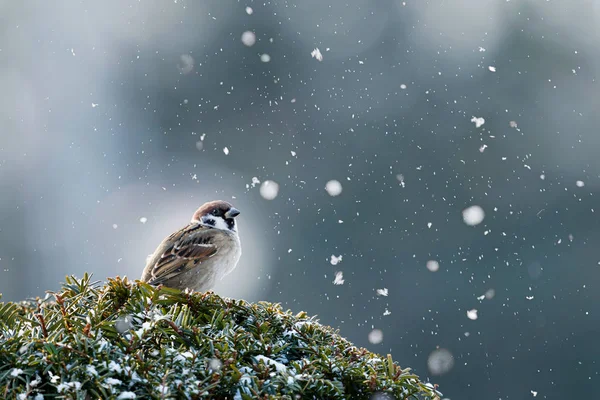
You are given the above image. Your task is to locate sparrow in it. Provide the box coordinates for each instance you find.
[141,200,242,292]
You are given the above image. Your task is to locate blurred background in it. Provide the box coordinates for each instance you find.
[1,0,599,398]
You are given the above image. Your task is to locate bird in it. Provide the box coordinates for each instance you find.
[140,200,242,292]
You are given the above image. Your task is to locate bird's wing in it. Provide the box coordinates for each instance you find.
[146,224,219,286]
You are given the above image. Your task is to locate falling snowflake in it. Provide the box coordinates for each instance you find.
[259,180,279,200]
[209,358,223,371]
[250,177,261,188]
[245,6,253,15]
[241,31,256,47]
[260,54,271,62]
[223,147,229,155]
[325,180,342,196]
[426,260,440,272]
[462,205,485,226]
[333,271,344,285]
[427,348,455,376]
[368,329,383,344]
[488,66,496,72]
[576,180,585,187]
[471,116,485,128]
[330,254,343,265]
[466,309,478,320]
[178,54,194,74]
[139,217,148,224]
[311,48,323,61]
[396,174,405,187]
[376,288,388,296]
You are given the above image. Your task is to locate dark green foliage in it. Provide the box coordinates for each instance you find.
[0,274,440,399]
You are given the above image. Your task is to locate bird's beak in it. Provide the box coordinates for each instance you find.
[225,208,241,219]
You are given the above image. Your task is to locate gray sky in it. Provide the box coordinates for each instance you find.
[1,1,599,398]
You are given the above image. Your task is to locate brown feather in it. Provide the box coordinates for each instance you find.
[145,224,219,285]
[140,200,241,291]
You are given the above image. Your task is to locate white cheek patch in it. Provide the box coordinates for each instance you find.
[212,216,229,231]
[201,215,231,231]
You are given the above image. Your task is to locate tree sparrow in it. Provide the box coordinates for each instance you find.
[141,200,242,292]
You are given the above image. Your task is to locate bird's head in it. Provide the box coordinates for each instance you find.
[192,200,240,233]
